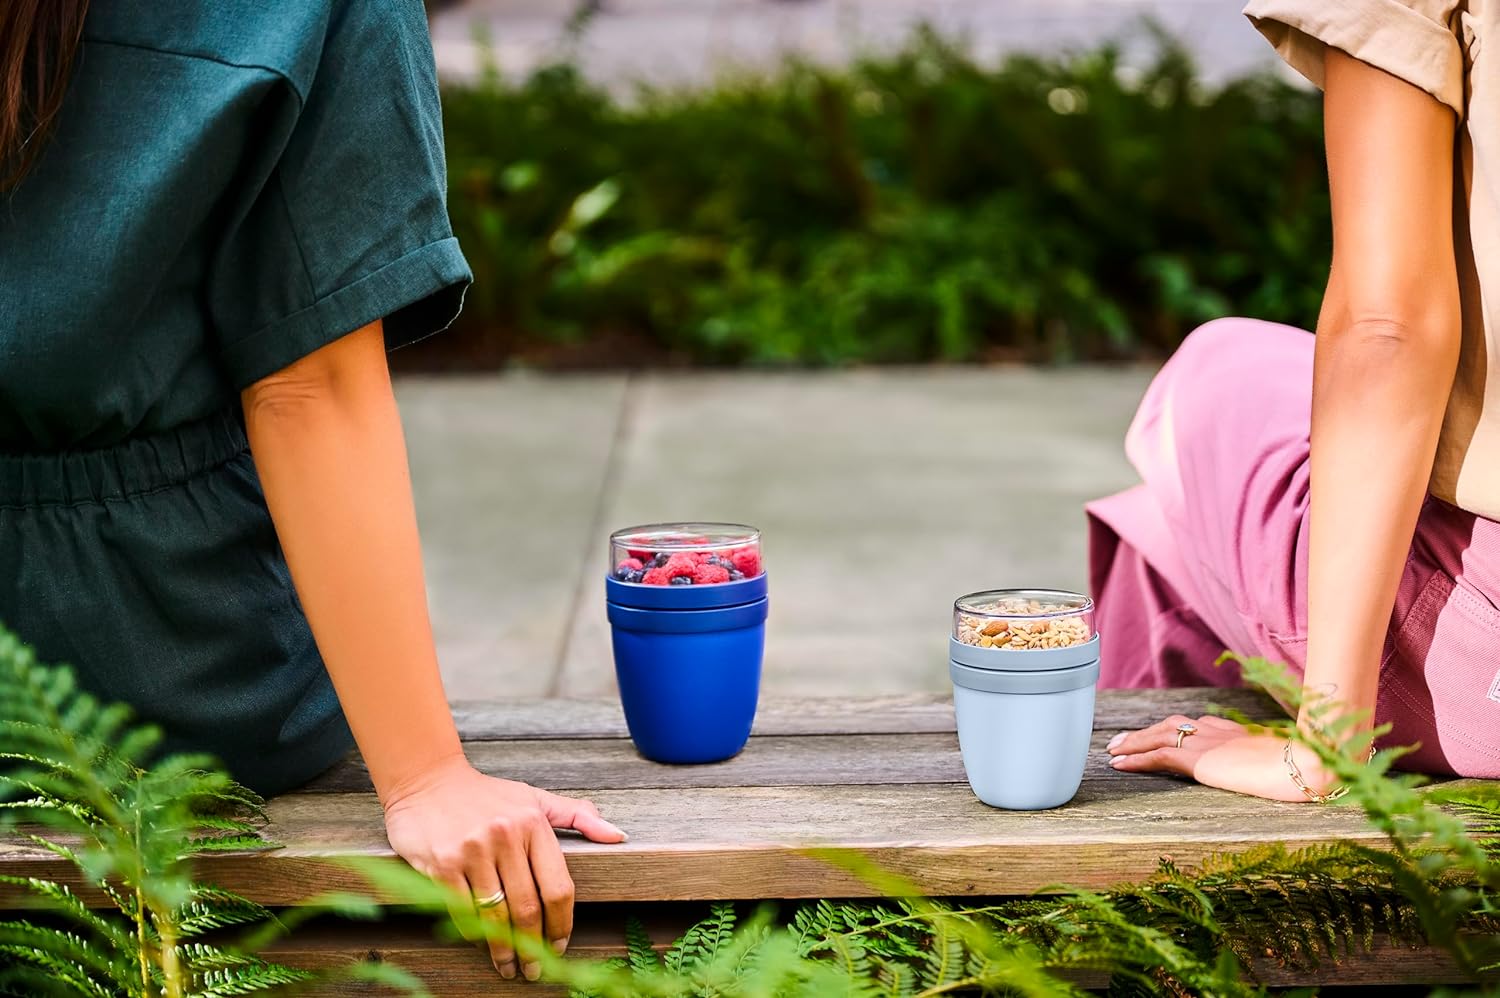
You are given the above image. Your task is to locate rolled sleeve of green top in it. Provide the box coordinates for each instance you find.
[0,0,471,795]
[207,0,471,388]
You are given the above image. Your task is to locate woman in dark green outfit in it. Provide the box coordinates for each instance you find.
[0,0,621,981]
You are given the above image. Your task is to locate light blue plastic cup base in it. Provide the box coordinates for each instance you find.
[950,647,1099,810]
[952,679,1097,809]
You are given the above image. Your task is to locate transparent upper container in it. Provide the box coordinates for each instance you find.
[953,589,1095,650]
[610,523,762,586]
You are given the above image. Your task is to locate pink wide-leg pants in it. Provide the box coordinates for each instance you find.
[1088,318,1500,777]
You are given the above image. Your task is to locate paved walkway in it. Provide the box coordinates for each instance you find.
[430,0,1285,89]
[396,368,1155,700]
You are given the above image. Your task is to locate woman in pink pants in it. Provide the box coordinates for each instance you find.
[1098,2,1500,797]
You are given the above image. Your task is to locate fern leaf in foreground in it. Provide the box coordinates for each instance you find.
[0,625,422,998]
[624,915,661,975]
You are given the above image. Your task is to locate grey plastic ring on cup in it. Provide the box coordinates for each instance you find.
[948,659,1100,695]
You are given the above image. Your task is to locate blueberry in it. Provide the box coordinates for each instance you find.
[653,553,671,568]
[626,569,646,583]
[669,576,693,585]
[729,569,745,580]
[613,566,630,581]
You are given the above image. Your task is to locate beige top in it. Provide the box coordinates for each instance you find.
[1245,0,1500,519]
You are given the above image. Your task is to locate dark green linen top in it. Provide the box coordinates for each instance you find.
[0,0,471,793]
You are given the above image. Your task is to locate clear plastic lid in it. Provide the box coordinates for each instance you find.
[953,589,1095,650]
[610,523,762,586]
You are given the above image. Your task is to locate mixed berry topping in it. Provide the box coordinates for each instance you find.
[612,534,761,586]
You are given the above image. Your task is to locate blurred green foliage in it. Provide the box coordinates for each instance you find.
[429,28,1330,368]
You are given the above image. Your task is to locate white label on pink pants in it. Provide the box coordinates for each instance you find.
[1489,670,1500,704]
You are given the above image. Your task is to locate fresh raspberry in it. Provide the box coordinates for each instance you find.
[693,564,731,585]
[641,567,673,586]
[730,548,761,578]
[693,551,717,564]
[664,553,698,579]
[616,558,644,573]
[624,536,658,560]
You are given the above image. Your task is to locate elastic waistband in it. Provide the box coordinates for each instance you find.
[0,409,248,508]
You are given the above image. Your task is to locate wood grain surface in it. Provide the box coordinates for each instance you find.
[1,777,1413,905]
[0,688,1451,909]
[445,688,1279,741]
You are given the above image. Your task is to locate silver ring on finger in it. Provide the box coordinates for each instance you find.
[1174,722,1198,749]
[475,888,507,910]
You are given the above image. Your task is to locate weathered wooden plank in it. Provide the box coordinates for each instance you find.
[303,732,971,793]
[268,916,1486,996]
[266,910,696,997]
[5,776,1430,907]
[315,690,1283,794]
[448,688,1279,741]
[305,729,1252,794]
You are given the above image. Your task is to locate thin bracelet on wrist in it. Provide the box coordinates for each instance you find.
[1283,738,1374,803]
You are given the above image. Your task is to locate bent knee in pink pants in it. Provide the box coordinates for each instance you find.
[1088,317,1500,778]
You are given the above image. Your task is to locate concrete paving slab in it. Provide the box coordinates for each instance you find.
[396,374,628,698]
[552,367,1155,697]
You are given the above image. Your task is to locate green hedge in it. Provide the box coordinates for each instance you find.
[417,29,1330,369]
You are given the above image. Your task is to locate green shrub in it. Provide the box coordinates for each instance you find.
[424,27,1331,369]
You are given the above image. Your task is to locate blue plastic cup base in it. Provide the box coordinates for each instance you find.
[608,597,767,764]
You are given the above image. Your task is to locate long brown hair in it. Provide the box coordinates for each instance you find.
[1,0,90,189]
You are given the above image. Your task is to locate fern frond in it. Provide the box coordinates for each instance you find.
[0,939,117,998]
[0,876,135,950]
[177,835,273,855]
[174,889,276,939]
[0,922,132,995]
[0,786,99,831]
[186,959,313,997]
[178,941,275,972]
[178,814,264,838]
[0,962,95,998]
[664,901,736,973]
[624,916,660,975]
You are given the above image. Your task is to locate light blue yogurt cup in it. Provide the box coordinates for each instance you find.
[951,590,1099,810]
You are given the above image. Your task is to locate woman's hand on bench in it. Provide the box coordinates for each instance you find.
[1106,714,1338,802]
[381,756,628,981]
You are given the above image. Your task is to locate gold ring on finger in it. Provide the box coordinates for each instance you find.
[1175,722,1198,749]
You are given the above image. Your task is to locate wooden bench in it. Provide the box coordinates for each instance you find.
[0,689,1485,994]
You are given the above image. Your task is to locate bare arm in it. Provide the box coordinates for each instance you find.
[242,321,461,795]
[242,321,624,978]
[1109,49,1460,797]
[1302,48,1461,739]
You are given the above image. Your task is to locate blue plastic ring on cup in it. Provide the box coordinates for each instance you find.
[606,573,768,610]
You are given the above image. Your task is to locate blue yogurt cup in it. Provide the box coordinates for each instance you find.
[605,525,768,764]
